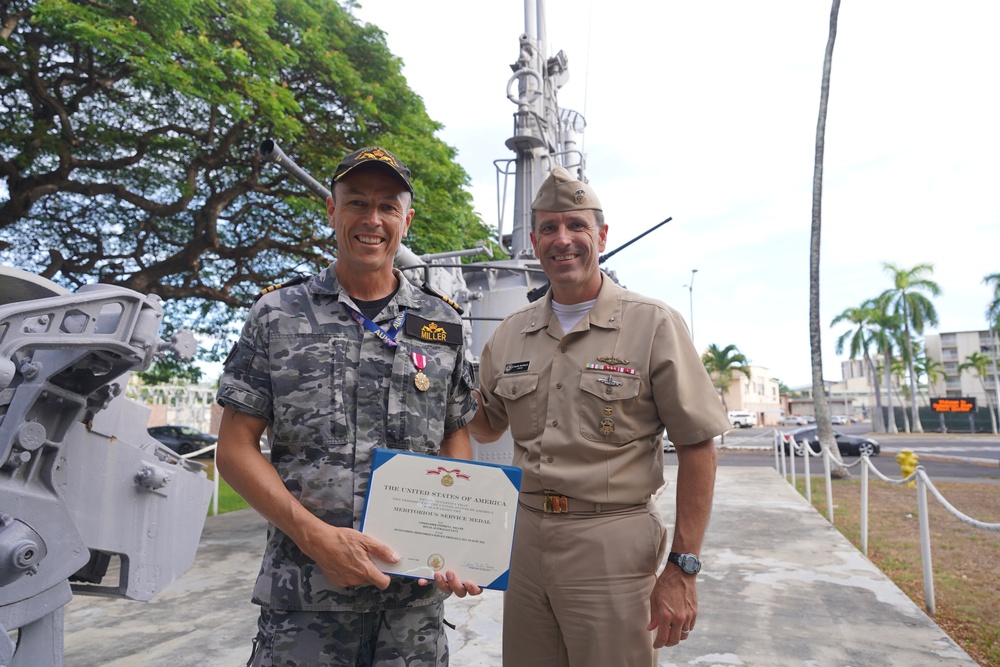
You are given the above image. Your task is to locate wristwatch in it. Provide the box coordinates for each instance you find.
[667,551,702,575]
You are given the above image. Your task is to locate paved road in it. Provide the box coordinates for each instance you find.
[698,424,1000,482]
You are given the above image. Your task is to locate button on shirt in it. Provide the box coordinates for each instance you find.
[478,276,730,505]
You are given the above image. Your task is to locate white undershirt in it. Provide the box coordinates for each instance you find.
[551,298,597,334]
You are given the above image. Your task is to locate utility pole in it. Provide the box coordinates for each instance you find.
[683,269,698,347]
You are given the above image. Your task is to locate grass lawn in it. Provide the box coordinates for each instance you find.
[795,475,999,666]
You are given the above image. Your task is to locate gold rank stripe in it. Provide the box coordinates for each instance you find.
[585,363,636,375]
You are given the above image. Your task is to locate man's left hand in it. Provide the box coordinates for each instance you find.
[647,565,698,648]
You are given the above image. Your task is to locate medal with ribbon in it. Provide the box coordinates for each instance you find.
[411,352,430,391]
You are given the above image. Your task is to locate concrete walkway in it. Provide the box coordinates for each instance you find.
[63,466,977,666]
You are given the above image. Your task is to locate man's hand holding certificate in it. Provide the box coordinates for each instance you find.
[360,448,522,591]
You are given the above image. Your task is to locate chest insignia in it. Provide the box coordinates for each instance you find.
[597,356,629,365]
[597,375,623,387]
[405,315,462,345]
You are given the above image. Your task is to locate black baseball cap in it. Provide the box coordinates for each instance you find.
[332,146,413,194]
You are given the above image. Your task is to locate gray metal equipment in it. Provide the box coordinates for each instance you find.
[0,267,215,667]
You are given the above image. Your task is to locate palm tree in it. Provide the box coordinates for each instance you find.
[868,310,902,433]
[914,350,944,407]
[808,0,844,473]
[958,351,998,434]
[831,301,884,432]
[879,262,941,433]
[982,273,1000,428]
[700,343,752,413]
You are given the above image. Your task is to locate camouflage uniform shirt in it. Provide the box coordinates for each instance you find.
[217,264,477,612]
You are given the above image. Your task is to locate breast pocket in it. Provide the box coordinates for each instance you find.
[387,340,459,453]
[578,371,641,444]
[269,333,349,445]
[494,372,543,441]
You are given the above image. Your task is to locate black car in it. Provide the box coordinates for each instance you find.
[148,425,218,456]
[780,426,880,457]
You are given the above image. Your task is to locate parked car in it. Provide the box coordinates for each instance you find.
[830,415,850,425]
[727,410,757,429]
[663,432,675,453]
[779,415,808,426]
[148,425,218,457]
[780,426,879,457]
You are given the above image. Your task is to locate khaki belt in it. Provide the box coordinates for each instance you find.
[519,493,643,514]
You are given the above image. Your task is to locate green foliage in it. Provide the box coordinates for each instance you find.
[0,0,492,336]
[700,343,751,410]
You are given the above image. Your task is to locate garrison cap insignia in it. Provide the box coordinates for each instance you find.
[574,189,585,204]
[405,314,462,345]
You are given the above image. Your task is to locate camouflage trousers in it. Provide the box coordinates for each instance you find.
[246,602,449,667]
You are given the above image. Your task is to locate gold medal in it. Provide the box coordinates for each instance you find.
[441,472,454,487]
[415,370,430,391]
[411,352,430,391]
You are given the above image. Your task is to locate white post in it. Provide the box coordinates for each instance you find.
[212,445,220,516]
[803,438,812,504]
[860,460,869,555]
[789,438,797,489]
[823,447,834,524]
[916,471,935,614]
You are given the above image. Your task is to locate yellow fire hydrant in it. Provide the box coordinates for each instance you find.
[896,449,919,487]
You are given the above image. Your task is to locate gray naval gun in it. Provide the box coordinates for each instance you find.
[0,267,215,666]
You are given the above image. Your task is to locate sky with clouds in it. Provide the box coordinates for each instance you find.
[352,1,998,388]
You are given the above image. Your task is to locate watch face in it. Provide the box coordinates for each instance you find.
[678,554,701,574]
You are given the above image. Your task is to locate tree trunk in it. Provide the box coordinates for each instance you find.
[866,353,884,432]
[884,350,898,433]
[808,0,847,479]
[904,323,923,432]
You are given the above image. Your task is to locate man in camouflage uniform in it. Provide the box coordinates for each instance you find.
[216,147,480,666]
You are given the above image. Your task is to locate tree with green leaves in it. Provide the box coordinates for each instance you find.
[878,262,941,433]
[0,0,492,354]
[700,343,751,414]
[958,351,998,434]
[831,300,885,432]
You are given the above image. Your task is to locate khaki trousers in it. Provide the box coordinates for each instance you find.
[502,501,667,667]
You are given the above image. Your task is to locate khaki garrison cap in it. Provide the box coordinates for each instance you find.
[530,166,602,212]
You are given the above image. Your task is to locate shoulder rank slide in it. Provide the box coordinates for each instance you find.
[254,275,311,302]
[419,283,464,314]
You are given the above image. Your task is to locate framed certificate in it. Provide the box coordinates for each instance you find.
[360,448,522,590]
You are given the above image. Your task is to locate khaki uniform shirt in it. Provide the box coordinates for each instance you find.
[478,276,729,505]
[217,265,476,612]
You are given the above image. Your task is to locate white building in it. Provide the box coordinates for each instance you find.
[924,330,1000,406]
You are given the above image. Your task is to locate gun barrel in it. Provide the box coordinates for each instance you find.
[259,139,332,201]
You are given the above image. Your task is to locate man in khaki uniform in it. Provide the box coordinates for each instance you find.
[469,166,729,667]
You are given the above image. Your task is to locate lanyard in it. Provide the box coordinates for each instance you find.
[347,307,407,348]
